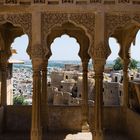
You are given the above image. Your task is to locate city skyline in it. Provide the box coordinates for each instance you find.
[11,30,140,61]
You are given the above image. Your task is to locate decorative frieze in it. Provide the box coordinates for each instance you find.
[34,0,45,3]
[5,0,17,4]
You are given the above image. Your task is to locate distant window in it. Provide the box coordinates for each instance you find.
[120,76,123,83]
[66,75,68,79]
[131,76,134,80]
[120,91,122,96]
[115,76,118,82]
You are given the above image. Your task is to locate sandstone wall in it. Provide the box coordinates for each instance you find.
[5,105,31,132]
[127,109,140,140]
[4,105,125,133]
[0,106,4,133]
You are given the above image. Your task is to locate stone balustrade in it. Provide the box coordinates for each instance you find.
[0,0,140,5]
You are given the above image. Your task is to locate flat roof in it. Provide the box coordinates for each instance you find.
[8,59,24,64]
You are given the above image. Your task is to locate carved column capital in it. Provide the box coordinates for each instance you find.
[93,59,106,74]
[31,44,45,59]
[32,58,43,71]
[82,59,89,72]
[91,41,111,61]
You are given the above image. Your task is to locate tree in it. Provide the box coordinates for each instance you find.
[129,59,138,70]
[113,57,123,70]
[13,95,28,105]
[113,57,138,70]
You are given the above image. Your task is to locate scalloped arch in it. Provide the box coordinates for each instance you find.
[45,21,90,60]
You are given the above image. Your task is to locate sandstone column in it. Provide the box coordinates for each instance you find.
[41,60,49,129]
[81,59,90,132]
[122,58,130,108]
[31,11,43,140]
[89,11,110,140]
[41,61,48,107]
[0,53,8,106]
[31,58,43,140]
[93,59,105,140]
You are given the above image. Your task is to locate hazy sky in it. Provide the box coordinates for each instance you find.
[11,30,140,61]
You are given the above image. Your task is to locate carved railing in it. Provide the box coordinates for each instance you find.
[0,0,140,5]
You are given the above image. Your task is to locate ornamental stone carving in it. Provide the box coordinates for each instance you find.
[93,41,111,60]
[6,13,32,37]
[34,0,45,3]
[105,13,140,38]
[41,12,95,51]
[94,59,106,73]
[0,13,32,56]
[133,14,140,24]
[5,0,17,4]
[31,44,44,59]
[0,13,32,41]
[0,15,5,22]
[105,13,131,37]
[69,13,95,36]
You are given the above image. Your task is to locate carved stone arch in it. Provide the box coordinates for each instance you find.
[105,13,132,38]
[105,13,140,40]
[44,21,90,61]
[0,13,32,57]
[41,12,95,58]
[46,26,82,59]
[106,13,140,59]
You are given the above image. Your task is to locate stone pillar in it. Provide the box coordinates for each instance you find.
[0,53,8,106]
[89,11,110,140]
[30,11,44,140]
[31,58,43,140]
[122,58,130,108]
[93,59,105,140]
[41,60,49,129]
[81,59,90,132]
[41,61,48,106]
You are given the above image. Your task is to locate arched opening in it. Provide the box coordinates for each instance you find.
[0,22,31,106]
[103,37,121,106]
[43,22,92,133]
[9,34,32,105]
[129,29,140,113]
[48,34,81,105]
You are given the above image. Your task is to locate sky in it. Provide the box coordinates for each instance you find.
[11,30,140,61]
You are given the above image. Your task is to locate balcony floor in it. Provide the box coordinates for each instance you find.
[0,131,130,140]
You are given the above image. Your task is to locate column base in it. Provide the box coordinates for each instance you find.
[93,131,103,140]
[31,129,42,140]
[82,122,90,132]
